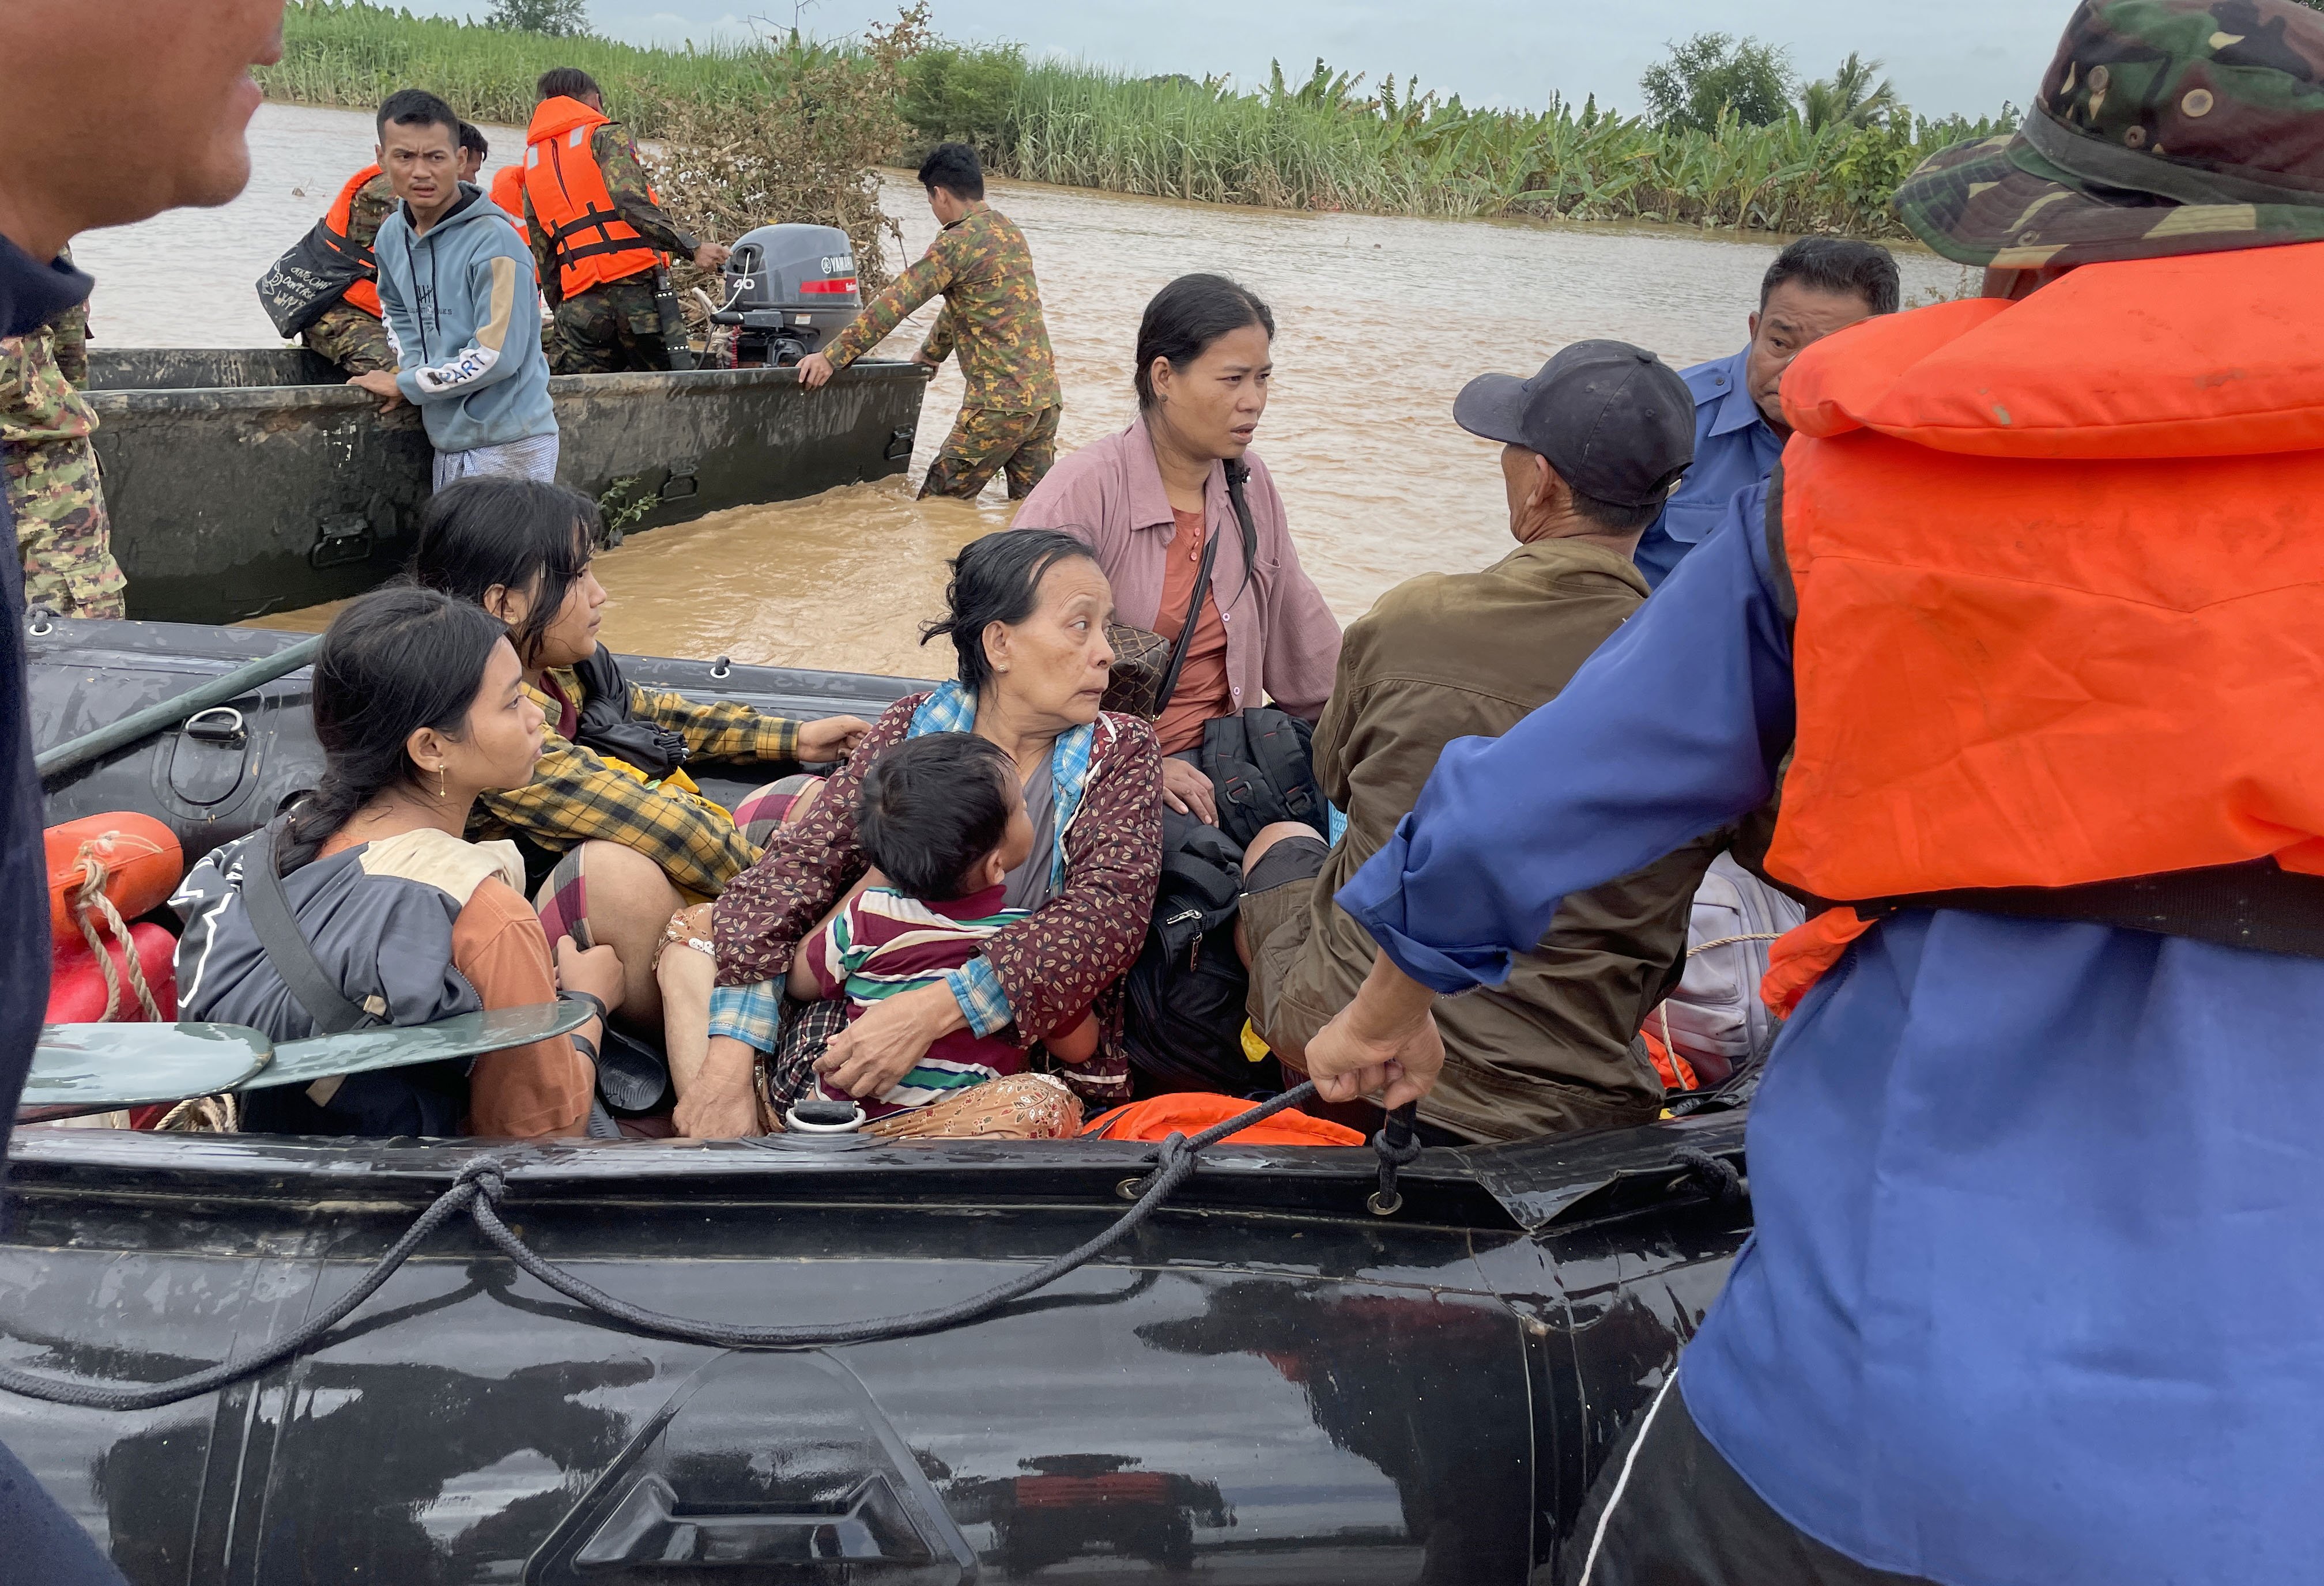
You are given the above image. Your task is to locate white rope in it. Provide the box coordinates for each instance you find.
[1686,930,1788,957]
[1576,1367,1679,1586]
[69,837,163,1024]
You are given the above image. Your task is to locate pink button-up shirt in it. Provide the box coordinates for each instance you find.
[1012,417,1341,722]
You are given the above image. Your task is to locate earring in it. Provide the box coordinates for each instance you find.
[437,765,447,799]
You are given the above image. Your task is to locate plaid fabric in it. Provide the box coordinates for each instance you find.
[734,775,821,848]
[708,977,783,1047]
[471,672,805,897]
[534,846,591,947]
[702,983,845,1113]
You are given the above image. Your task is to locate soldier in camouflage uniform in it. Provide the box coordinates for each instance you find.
[800,144,1061,501]
[523,70,729,376]
[300,167,396,376]
[2,267,126,618]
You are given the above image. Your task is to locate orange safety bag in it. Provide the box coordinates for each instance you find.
[1082,1094,1365,1147]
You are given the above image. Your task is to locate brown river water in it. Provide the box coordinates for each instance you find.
[73,103,1967,677]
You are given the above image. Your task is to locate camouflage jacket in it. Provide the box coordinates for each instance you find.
[0,326,95,447]
[40,243,86,388]
[824,206,1059,414]
[526,123,696,306]
[345,171,397,254]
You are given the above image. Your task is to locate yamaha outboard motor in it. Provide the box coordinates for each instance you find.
[710,224,861,367]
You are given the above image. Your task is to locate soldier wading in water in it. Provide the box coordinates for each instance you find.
[799,142,1063,501]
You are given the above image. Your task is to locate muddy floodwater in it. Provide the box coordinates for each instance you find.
[74,103,1967,676]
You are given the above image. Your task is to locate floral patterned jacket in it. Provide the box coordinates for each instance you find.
[711,694,1162,1103]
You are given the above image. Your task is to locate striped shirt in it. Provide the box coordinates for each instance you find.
[801,884,1028,1117]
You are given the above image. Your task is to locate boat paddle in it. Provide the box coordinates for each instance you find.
[36,632,324,786]
[19,999,595,1123]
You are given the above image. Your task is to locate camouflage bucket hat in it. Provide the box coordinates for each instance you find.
[1895,0,2324,266]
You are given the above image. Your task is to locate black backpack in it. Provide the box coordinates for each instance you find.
[1198,708,1329,848]
[1120,709,1328,1097]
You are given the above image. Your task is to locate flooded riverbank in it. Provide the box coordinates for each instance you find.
[74,103,1968,675]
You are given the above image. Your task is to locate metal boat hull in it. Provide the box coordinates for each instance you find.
[83,349,932,623]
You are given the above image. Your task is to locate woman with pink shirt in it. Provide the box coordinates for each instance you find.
[1012,274,1341,825]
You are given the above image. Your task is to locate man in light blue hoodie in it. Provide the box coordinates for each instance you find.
[349,89,557,488]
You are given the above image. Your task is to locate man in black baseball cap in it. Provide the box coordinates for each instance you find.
[1451,338,1696,533]
[1230,338,1714,1147]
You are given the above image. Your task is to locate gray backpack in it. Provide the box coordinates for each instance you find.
[1646,853,1806,1089]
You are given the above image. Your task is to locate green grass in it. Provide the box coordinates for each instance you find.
[263,1,2014,237]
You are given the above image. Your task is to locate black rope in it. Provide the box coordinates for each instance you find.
[1367,1102,1423,1216]
[0,1082,1341,1410]
[1672,1146,1747,1207]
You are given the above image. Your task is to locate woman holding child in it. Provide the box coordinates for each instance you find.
[663,530,1164,1138]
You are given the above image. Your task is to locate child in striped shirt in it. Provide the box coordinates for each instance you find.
[789,732,1096,1118]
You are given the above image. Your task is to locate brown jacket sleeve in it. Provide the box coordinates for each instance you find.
[453,879,593,1138]
[711,695,919,984]
[979,713,1163,1045]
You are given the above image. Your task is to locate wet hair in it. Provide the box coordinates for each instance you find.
[856,732,1018,901]
[919,529,1100,697]
[537,67,603,104]
[917,142,985,202]
[279,588,506,871]
[376,89,460,146]
[458,122,489,161]
[1134,274,1274,410]
[1760,236,1901,316]
[410,477,599,666]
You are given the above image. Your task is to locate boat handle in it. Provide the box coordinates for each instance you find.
[183,707,247,746]
[575,1472,939,1572]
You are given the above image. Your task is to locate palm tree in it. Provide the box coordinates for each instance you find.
[1801,52,1902,132]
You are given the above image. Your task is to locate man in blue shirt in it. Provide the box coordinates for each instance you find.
[1303,5,2324,1584]
[0,3,288,1578]
[1631,237,1899,589]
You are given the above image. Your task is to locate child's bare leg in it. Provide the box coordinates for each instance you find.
[657,913,717,1100]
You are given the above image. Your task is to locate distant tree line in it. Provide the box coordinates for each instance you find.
[1640,32,1919,136]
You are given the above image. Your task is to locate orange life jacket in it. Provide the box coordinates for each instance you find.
[319,164,386,319]
[488,164,529,232]
[1765,241,2324,905]
[522,96,661,298]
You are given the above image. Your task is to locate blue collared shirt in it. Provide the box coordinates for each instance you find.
[1337,488,2324,1585]
[1631,345,1784,590]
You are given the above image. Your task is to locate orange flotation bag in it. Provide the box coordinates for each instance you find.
[47,814,182,944]
[1082,1094,1366,1147]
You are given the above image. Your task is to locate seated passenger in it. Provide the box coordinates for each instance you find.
[409,477,869,1024]
[1239,343,1722,1145]
[1011,273,1339,825]
[661,530,1162,1138]
[1630,236,1899,589]
[171,587,622,1138]
[787,732,1099,1120]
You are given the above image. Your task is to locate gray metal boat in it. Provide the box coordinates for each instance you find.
[83,349,932,623]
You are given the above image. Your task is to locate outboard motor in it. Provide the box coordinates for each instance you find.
[710,224,861,367]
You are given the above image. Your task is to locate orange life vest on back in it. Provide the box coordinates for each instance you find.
[521,96,661,298]
[1765,241,2324,905]
[319,164,386,319]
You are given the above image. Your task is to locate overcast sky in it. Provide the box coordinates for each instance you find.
[434,0,2062,121]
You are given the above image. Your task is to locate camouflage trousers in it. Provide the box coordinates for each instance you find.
[553,276,673,375]
[6,434,126,619]
[300,301,393,376]
[920,404,1061,501]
